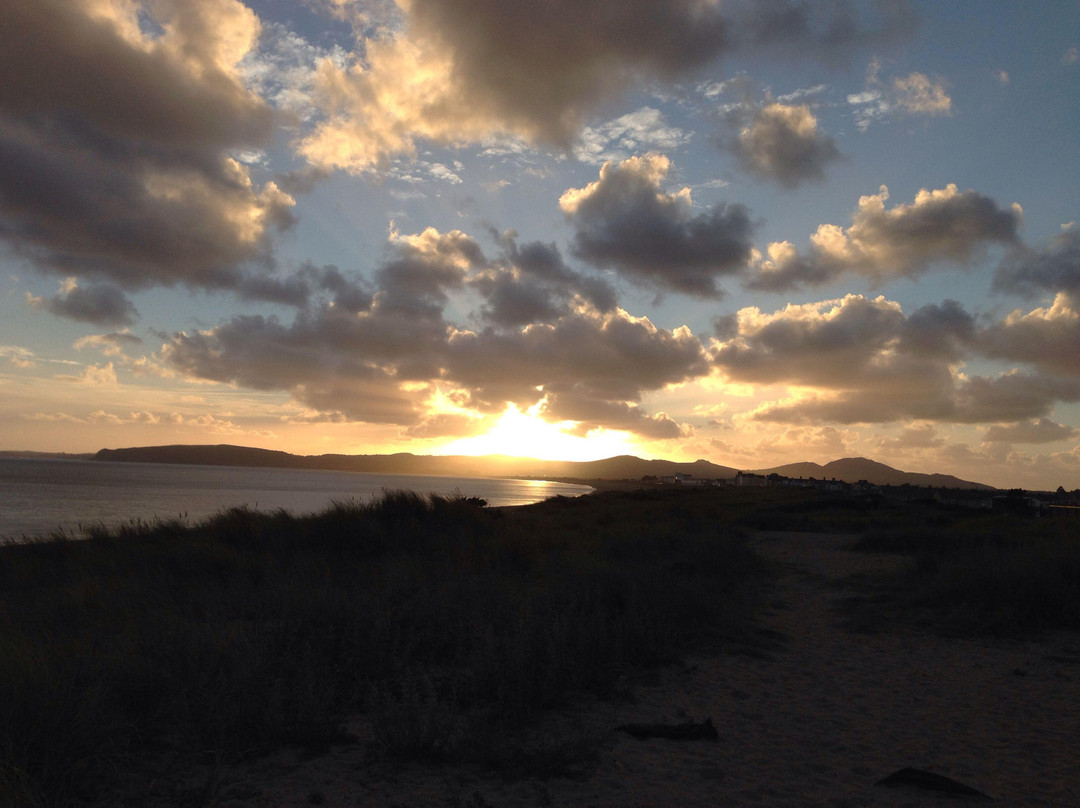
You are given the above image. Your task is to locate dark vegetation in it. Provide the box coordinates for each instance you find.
[847,511,1080,636]
[0,487,766,807]
[3,483,1075,806]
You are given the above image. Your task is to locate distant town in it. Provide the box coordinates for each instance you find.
[646,470,1080,517]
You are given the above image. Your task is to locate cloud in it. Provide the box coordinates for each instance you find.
[984,418,1078,445]
[848,60,951,130]
[891,71,951,115]
[73,331,145,357]
[404,412,486,440]
[721,1,917,62]
[560,154,755,298]
[298,0,730,169]
[978,293,1080,378]
[898,298,976,360]
[469,234,616,327]
[26,279,138,326]
[0,0,294,292]
[56,363,119,387]
[445,309,711,418]
[748,371,1080,426]
[712,294,908,387]
[574,107,692,165]
[877,424,945,450]
[540,394,691,441]
[298,0,917,170]
[993,224,1080,297]
[712,294,1080,426]
[747,184,1023,291]
[0,345,36,369]
[162,225,707,438]
[752,425,853,457]
[376,227,485,315]
[729,103,842,187]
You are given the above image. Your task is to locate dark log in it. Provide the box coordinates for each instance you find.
[615,717,718,741]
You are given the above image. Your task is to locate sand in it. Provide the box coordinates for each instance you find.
[199,532,1079,807]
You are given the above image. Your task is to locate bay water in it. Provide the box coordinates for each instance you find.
[0,457,593,543]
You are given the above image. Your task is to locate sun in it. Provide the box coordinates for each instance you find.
[435,404,640,462]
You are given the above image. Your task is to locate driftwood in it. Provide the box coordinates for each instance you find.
[615,717,718,741]
[875,767,994,800]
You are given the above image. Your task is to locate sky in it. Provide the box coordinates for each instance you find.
[1,0,1079,490]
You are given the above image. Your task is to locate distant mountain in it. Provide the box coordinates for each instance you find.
[752,456,993,490]
[93,444,739,481]
[0,450,96,460]
[91,445,993,489]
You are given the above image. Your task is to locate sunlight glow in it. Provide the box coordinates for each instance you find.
[435,404,640,462]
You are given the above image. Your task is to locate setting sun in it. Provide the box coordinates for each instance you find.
[435,405,641,462]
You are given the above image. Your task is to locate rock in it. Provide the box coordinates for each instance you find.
[875,767,993,800]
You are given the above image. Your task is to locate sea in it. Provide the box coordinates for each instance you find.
[0,457,594,543]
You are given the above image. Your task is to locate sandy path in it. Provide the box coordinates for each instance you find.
[209,532,1080,807]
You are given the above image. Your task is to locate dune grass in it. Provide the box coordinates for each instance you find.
[0,487,765,806]
[848,512,1080,635]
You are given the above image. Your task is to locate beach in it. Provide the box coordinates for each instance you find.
[191,531,1080,807]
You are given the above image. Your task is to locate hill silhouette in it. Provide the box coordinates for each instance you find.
[93,444,739,481]
[752,456,993,490]
[91,445,994,489]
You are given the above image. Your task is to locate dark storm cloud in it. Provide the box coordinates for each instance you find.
[560,154,755,299]
[746,184,1023,292]
[984,418,1079,445]
[0,1,294,292]
[26,281,139,327]
[993,226,1080,297]
[728,103,842,188]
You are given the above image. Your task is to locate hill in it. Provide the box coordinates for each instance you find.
[93,444,739,481]
[752,456,993,490]
[92,445,994,489]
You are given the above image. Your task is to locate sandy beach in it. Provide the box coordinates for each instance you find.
[198,531,1079,807]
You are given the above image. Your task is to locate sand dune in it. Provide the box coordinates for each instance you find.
[205,532,1079,807]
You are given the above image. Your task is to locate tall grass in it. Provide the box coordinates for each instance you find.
[0,488,765,806]
[849,515,1080,635]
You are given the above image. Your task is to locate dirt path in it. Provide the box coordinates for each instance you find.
[207,532,1079,807]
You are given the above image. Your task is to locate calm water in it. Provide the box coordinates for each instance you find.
[0,458,593,542]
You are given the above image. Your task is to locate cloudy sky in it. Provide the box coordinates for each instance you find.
[2,0,1079,489]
